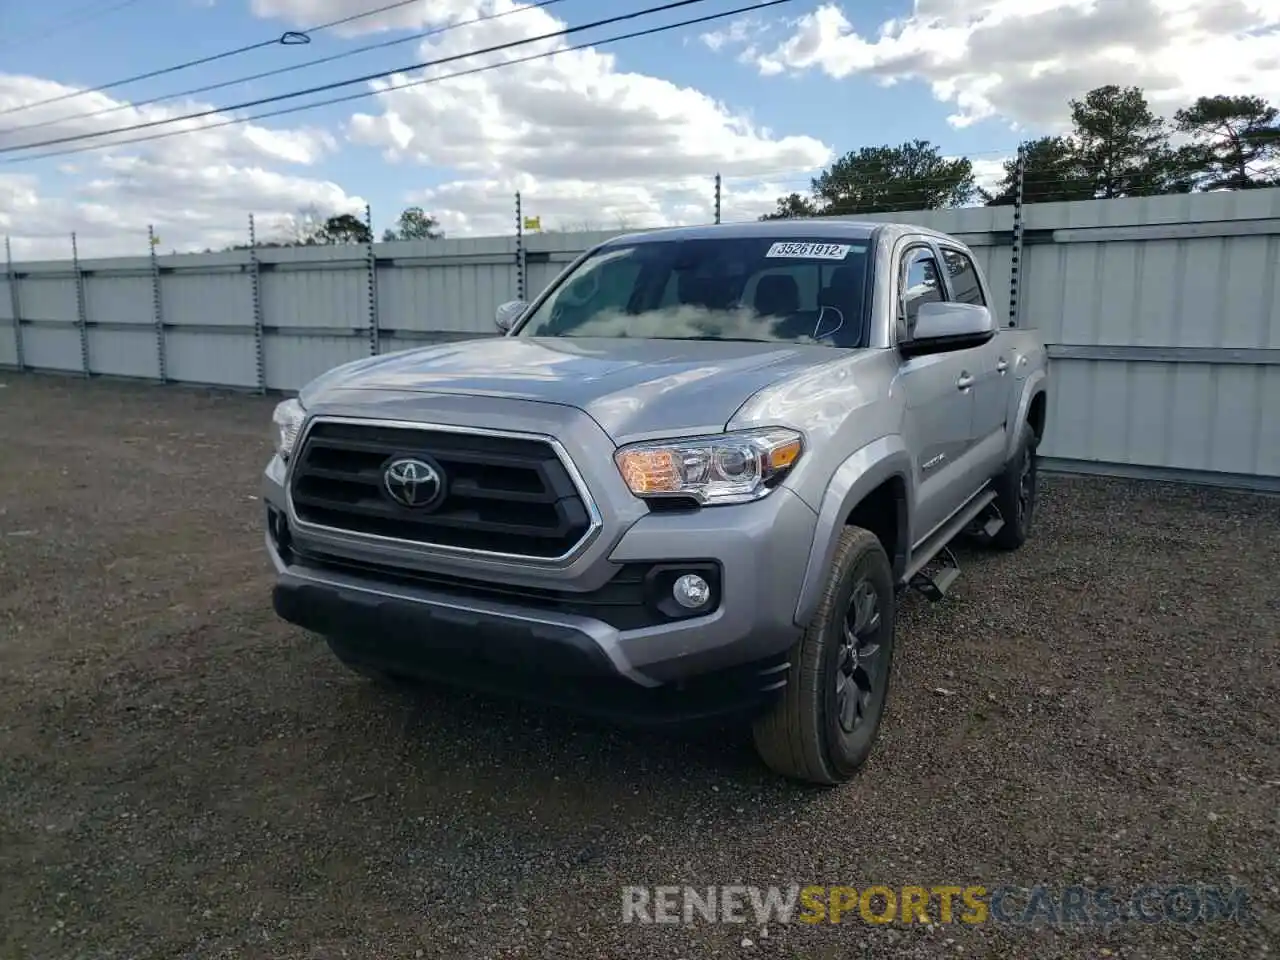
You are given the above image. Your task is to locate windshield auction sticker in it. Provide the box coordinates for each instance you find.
[765,242,853,259]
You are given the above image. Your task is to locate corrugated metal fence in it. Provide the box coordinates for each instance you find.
[3,190,1278,491]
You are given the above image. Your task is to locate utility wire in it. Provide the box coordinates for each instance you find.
[3,0,797,165]
[0,0,146,52]
[747,152,1026,185]
[750,165,1186,193]
[0,0,429,119]
[0,0,726,155]
[2,0,570,138]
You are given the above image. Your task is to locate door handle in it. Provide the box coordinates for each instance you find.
[996,358,1008,373]
[956,373,974,390]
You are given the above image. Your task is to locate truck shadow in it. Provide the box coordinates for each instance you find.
[332,530,1010,795]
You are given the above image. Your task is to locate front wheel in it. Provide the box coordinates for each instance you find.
[752,526,896,785]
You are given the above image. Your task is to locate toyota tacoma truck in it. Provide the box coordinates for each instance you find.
[263,220,1049,785]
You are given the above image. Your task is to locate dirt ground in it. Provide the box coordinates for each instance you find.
[0,373,1276,960]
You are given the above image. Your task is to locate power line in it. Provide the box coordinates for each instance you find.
[750,165,1191,193]
[728,160,1152,191]
[3,0,798,166]
[2,0,571,138]
[748,151,1025,185]
[0,0,725,155]
[0,0,428,119]
[0,0,146,52]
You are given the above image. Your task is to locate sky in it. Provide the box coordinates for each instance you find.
[0,0,1278,259]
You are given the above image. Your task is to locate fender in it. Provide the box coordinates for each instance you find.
[1005,369,1047,462]
[793,434,914,627]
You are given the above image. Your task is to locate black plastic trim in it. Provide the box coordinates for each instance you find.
[288,547,722,632]
[275,578,787,725]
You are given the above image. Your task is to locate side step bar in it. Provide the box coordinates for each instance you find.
[979,512,1005,538]
[901,488,998,599]
[911,546,959,601]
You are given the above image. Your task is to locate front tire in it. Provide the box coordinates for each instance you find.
[752,526,896,785]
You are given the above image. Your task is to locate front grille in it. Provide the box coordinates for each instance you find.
[289,420,595,559]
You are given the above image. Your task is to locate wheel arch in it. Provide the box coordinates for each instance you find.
[794,436,913,627]
[1027,389,1047,444]
[1006,371,1048,461]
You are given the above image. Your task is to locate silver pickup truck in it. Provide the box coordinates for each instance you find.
[263,220,1049,784]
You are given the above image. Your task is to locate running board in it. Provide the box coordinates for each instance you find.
[981,513,1005,538]
[902,488,998,587]
[963,501,1006,540]
[910,546,960,601]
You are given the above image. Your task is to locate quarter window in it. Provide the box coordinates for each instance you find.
[941,248,986,306]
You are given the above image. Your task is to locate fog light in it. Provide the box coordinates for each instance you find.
[672,573,711,610]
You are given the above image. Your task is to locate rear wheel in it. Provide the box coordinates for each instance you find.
[985,421,1038,551]
[752,526,896,785]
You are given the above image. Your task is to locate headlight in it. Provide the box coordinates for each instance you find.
[272,398,306,461]
[614,428,803,506]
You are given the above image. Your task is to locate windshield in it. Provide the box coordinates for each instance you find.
[515,237,870,347]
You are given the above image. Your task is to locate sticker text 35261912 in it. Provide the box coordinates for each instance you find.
[765,242,854,260]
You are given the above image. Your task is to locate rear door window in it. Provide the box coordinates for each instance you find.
[941,248,986,305]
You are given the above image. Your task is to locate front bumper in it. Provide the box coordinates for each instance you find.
[265,477,816,721]
[262,403,819,723]
[270,558,792,725]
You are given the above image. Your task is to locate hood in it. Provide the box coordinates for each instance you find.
[300,336,841,441]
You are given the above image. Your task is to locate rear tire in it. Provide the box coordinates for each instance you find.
[985,421,1038,551]
[752,526,896,785]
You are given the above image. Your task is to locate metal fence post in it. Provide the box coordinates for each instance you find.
[4,236,23,371]
[1008,146,1026,329]
[71,232,90,377]
[364,203,379,356]
[248,214,266,393]
[514,191,525,301]
[148,225,167,382]
[714,173,722,225]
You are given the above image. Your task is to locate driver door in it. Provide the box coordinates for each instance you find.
[892,242,979,546]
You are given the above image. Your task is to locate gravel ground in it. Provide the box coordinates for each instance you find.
[0,373,1277,960]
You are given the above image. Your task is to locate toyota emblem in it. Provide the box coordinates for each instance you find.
[383,457,444,509]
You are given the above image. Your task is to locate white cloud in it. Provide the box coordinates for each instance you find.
[413,173,796,235]
[700,14,777,68]
[0,72,365,258]
[970,156,1008,194]
[0,75,335,164]
[732,0,1280,129]
[0,173,39,233]
[344,0,831,232]
[249,0,467,36]
[0,0,831,258]
[701,15,770,53]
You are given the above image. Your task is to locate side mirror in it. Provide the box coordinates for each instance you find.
[902,302,995,356]
[495,300,528,333]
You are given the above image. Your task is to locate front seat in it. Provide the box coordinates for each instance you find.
[753,274,800,317]
[679,271,737,311]
[816,265,866,346]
